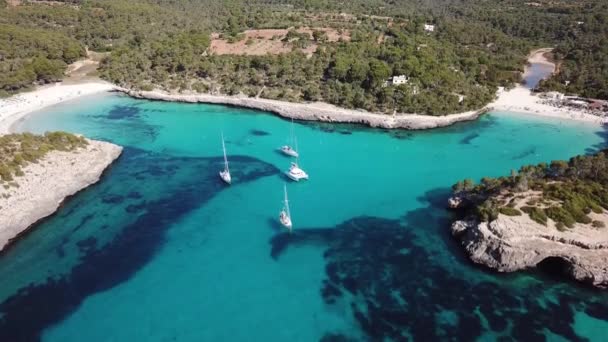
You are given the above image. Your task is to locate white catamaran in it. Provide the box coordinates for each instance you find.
[219,133,232,184]
[279,184,293,231]
[280,119,299,158]
[284,134,308,181]
[285,160,309,181]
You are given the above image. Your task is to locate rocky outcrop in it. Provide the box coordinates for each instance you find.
[0,139,122,251]
[451,216,608,289]
[116,88,488,130]
[447,195,465,209]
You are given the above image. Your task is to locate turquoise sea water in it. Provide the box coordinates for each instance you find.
[1,93,608,341]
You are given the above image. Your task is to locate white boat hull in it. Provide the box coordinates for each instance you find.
[285,171,308,182]
[280,146,299,158]
[280,217,292,231]
[219,170,231,184]
[280,185,292,231]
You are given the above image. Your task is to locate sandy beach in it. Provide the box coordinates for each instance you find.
[0,81,115,134]
[0,139,122,252]
[490,48,607,125]
[0,82,121,253]
[489,86,607,124]
[0,47,604,133]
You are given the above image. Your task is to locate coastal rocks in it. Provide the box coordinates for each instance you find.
[448,195,466,209]
[447,192,479,210]
[117,88,488,130]
[0,139,122,251]
[452,215,608,288]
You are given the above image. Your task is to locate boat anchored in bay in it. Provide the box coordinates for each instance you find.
[279,184,293,231]
[219,133,231,184]
[286,161,309,181]
[284,132,308,181]
[279,119,299,158]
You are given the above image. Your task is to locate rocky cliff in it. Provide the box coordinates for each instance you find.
[451,215,608,288]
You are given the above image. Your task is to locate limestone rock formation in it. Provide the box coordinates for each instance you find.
[451,215,608,288]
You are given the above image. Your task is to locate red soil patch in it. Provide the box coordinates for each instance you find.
[209,27,350,57]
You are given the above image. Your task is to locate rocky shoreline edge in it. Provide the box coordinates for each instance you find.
[448,196,608,289]
[115,88,489,130]
[0,139,123,252]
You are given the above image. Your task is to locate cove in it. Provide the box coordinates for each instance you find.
[1,93,607,341]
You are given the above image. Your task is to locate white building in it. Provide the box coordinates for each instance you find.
[392,75,409,85]
[424,24,435,32]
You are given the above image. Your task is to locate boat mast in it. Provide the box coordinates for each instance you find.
[290,118,295,146]
[284,184,291,219]
[294,136,299,164]
[221,132,229,173]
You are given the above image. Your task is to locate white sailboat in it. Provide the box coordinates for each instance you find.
[285,160,309,181]
[280,119,299,158]
[279,184,293,231]
[285,136,308,181]
[219,133,231,184]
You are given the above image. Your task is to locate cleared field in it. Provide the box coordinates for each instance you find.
[209,27,350,56]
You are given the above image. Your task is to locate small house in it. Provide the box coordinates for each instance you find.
[392,75,409,85]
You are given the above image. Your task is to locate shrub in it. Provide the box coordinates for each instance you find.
[556,222,567,232]
[521,206,548,225]
[499,207,522,216]
[589,202,603,214]
[476,200,499,222]
[0,132,86,185]
[545,206,576,228]
[526,198,538,206]
[0,166,13,182]
[592,221,605,228]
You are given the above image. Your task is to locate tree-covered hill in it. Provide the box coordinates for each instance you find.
[1,0,607,112]
[0,24,84,94]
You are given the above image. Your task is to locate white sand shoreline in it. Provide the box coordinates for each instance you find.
[0,81,115,134]
[0,47,605,133]
[6,80,601,133]
[490,86,608,125]
[0,139,122,252]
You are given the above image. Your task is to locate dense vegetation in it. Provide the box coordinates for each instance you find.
[0,24,84,95]
[101,17,525,114]
[537,22,608,99]
[453,151,608,231]
[0,132,88,184]
[0,0,200,95]
[443,0,608,99]
[1,0,607,111]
